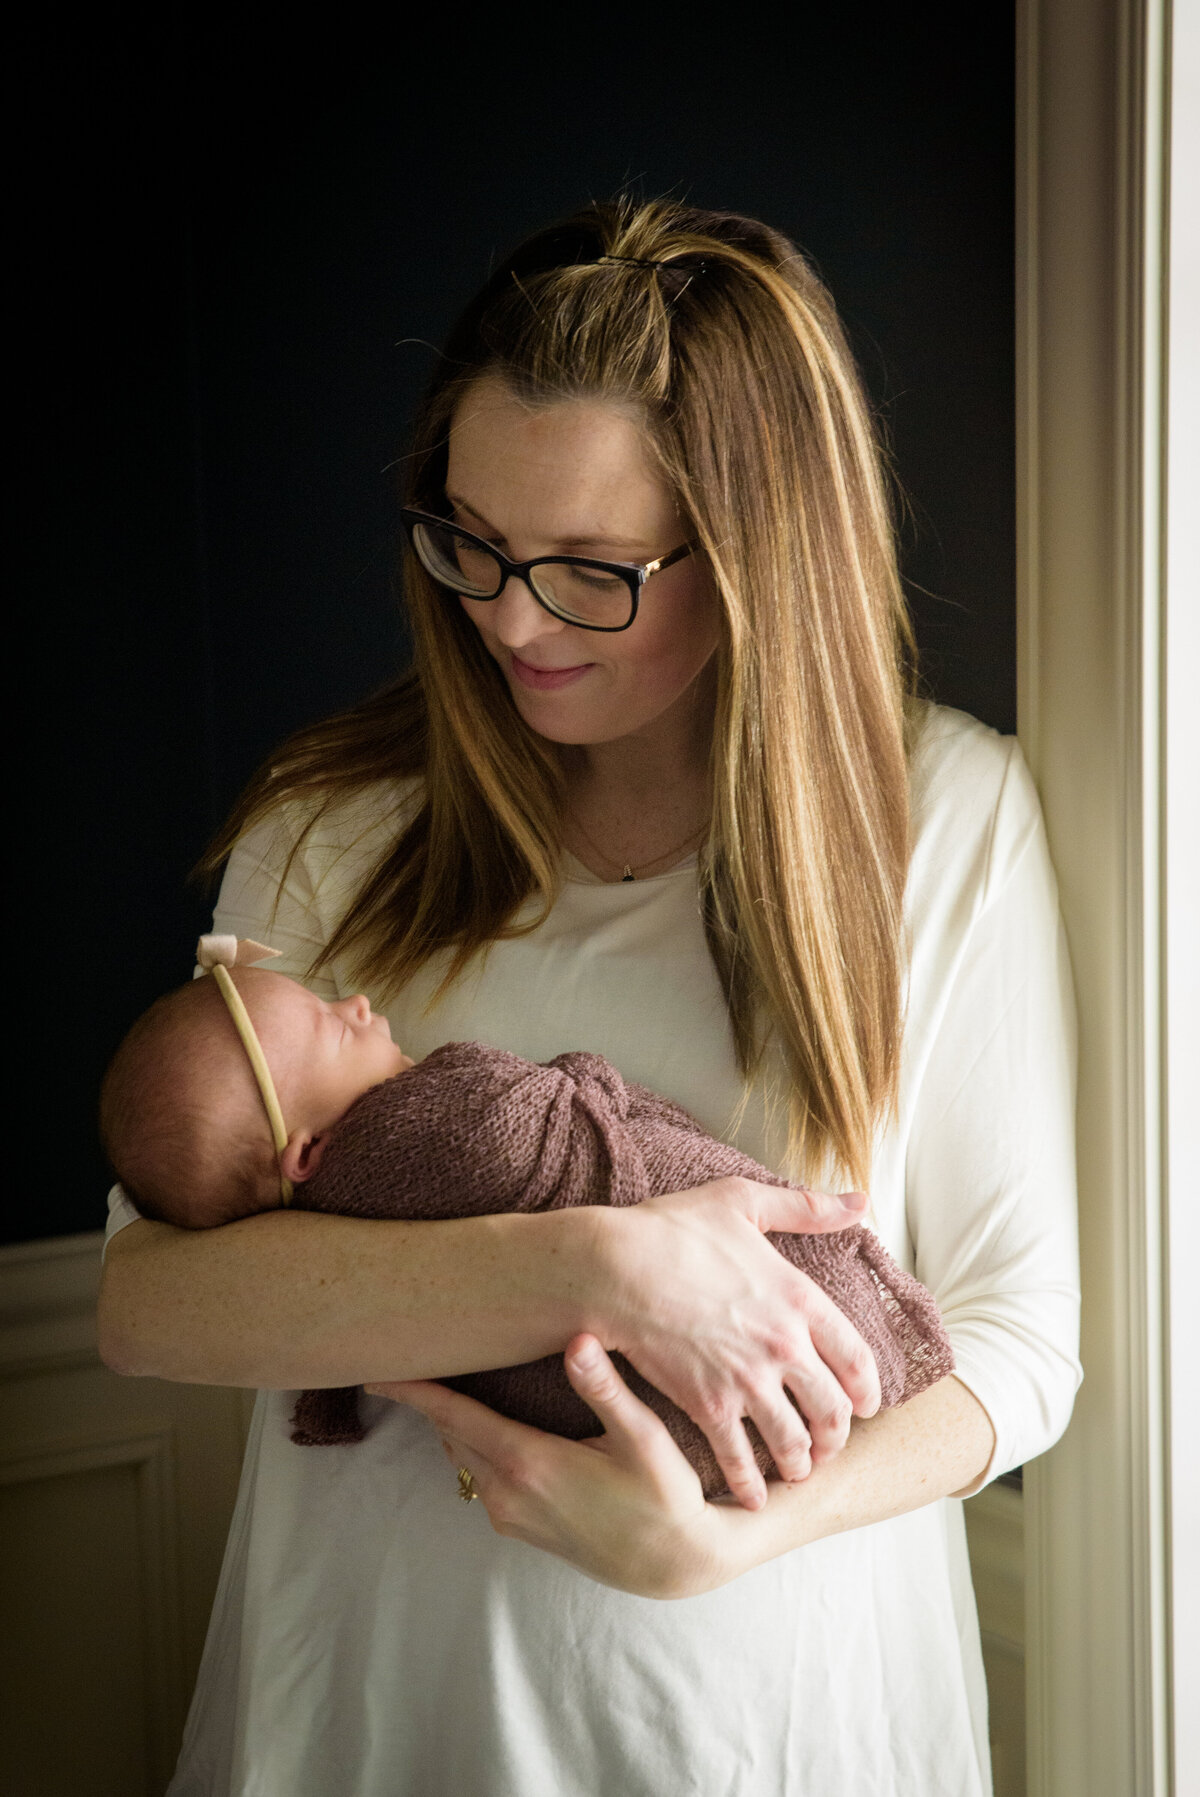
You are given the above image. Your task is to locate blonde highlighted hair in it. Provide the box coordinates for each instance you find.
[207,198,916,1189]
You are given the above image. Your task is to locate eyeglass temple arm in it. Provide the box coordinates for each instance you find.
[641,542,696,578]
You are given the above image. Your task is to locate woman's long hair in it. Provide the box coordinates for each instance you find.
[207,199,916,1188]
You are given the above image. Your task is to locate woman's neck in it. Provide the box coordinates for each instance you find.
[562,655,715,796]
[558,672,715,880]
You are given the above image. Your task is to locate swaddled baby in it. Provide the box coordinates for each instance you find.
[100,957,954,1498]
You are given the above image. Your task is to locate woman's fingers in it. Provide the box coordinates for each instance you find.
[564,1336,833,1506]
[366,1359,720,1594]
[709,1367,847,1497]
[806,1300,882,1419]
[562,1335,649,1432]
[777,1362,852,1467]
[364,1376,533,1471]
[437,1430,495,1504]
[562,1335,701,1476]
[704,1177,883,1421]
[742,1388,813,1482]
[598,1181,882,1496]
[695,1416,769,1511]
[726,1179,869,1237]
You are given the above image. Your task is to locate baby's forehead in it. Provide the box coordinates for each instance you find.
[240,969,316,1018]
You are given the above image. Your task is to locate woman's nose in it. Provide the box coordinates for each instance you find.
[486,576,567,649]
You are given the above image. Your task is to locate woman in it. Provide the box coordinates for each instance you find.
[98,199,1080,1795]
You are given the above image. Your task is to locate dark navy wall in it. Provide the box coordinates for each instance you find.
[16,12,1014,1243]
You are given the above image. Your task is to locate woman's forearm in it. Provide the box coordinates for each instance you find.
[97,1177,882,1512]
[711,1375,996,1578]
[97,1208,604,1388]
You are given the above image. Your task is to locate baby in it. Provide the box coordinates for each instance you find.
[100,946,954,1498]
[100,961,414,1230]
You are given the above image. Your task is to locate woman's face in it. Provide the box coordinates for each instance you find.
[443,375,720,751]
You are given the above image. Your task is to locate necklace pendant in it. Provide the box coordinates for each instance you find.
[621,866,635,882]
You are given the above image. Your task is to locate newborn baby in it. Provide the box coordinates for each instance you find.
[101,965,954,1498]
[101,967,414,1229]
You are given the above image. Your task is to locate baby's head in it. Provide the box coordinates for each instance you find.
[100,970,412,1228]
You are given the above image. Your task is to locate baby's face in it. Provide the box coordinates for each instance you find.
[246,973,413,1131]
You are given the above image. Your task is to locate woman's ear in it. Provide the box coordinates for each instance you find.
[281,1128,329,1185]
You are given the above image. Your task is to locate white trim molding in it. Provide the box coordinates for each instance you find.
[1017,0,1193,1791]
[1162,4,1200,1789]
[0,1229,106,1375]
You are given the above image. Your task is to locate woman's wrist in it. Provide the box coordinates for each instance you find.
[662,1381,996,1595]
[611,1485,798,1599]
[557,1204,636,1343]
[657,1504,774,1597]
[487,1205,620,1348]
[701,1377,996,1578]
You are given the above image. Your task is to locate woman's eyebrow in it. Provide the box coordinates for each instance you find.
[444,494,500,533]
[444,492,652,554]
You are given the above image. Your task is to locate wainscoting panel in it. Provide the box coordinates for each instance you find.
[0,1233,250,1797]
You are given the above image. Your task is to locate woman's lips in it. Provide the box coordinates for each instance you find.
[509,654,593,692]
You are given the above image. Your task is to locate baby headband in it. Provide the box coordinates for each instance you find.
[196,934,294,1205]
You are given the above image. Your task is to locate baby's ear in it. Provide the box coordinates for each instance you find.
[281,1129,328,1185]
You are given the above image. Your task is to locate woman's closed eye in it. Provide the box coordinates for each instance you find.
[565,566,627,590]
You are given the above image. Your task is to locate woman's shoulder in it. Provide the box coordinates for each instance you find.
[906,700,1046,909]
[235,775,426,882]
[215,775,426,954]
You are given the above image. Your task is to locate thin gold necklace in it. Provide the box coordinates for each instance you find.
[568,814,708,882]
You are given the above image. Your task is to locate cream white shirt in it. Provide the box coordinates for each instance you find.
[106,703,1081,1796]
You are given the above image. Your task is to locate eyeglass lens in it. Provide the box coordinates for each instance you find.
[411,520,634,629]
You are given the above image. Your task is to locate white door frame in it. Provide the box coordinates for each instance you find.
[1017,1,1197,1791]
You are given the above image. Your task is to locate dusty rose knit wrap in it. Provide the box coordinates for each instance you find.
[290,1043,954,1497]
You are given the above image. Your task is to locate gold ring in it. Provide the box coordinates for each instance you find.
[456,1465,477,1502]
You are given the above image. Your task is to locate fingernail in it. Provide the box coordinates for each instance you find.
[839,1191,868,1214]
[571,1341,601,1370]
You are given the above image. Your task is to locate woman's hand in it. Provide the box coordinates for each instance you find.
[368,1348,995,1599]
[367,1336,749,1599]
[587,1177,882,1511]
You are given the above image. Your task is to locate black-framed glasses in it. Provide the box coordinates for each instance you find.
[400,508,695,632]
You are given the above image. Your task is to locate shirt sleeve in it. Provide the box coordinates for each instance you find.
[102,1182,145,1255]
[209,806,341,997]
[905,752,1082,1490]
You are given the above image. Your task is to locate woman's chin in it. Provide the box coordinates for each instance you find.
[504,681,611,745]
